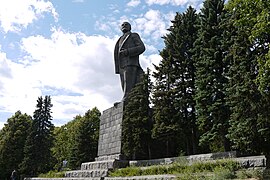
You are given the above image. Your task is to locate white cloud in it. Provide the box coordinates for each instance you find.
[95,20,112,32]
[0,29,122,125]
[0,52,12,79]
[145,0,202,8]
[140,53,162,72]
[127,0,141,7]
[133,9,170,41]
[0,51,12,92]
[0,0,58,33]
[146,0,170,5]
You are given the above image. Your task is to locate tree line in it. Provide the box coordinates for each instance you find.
[0,95,100,179]
[121,0,270,169]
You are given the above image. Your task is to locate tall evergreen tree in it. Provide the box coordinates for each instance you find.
[225,23,260,155]
[152,49,180,157]
[193,0,230,152]
[171,7,199,155]
[20,96,55,176]
[152,7,199,156]
[122,70,152,160]
[0,111,32,179]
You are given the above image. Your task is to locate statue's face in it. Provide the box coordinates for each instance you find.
[121,22,131,33]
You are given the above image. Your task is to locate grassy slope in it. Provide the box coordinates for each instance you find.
[109,159,264,180]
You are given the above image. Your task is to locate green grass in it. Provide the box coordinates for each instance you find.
[109,159,263,179]
[38,170,67,178]
[236,169,263,179]
[37,159,263,179]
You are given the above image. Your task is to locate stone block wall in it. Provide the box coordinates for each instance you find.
[97,102,123,158]
[129,151,237,167]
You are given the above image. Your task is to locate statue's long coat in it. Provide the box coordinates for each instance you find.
[114,32,145,74]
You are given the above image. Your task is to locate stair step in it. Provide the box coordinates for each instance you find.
[81,160,129,170]
[65,169,109,178]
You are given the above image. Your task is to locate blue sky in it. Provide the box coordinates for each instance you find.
[0,0,204,128]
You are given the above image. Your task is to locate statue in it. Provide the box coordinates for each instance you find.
[114,22,145,100]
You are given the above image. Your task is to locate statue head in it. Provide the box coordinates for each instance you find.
[121,22,131,33]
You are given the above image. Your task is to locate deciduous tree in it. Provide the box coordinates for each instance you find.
[225,0,270,168]
[0,111,32,179]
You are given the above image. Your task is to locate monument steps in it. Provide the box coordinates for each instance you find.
[25,174,177,180]
[81,159,128,170]
[25,153,267,180]
[65,169,109,178]
[64,159,129,178]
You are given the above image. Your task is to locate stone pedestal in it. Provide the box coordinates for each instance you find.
[97,102,124,160]
[64,102,128,179]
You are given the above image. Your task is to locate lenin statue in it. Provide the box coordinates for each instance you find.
[114,22,145,100]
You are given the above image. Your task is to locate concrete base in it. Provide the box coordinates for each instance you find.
[129,151,237,167]
[81,159,129,170]
[97,102,124,158]
[95,154,124,161]
[65,169,109,178]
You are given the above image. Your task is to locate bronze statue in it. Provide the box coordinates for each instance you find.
[114,22,145,100]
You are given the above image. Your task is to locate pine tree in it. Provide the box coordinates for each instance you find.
[152,7,199,157]
[152,49,180,157]
[122,70,152,160]
[20,96,55,176]
[0,111,32,179]
[193,0,230,152]
[171,7,199,155]
[225,25,260,155]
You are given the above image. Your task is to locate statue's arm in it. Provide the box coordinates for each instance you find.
[114,40,120,74]
[128,33,145,56]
